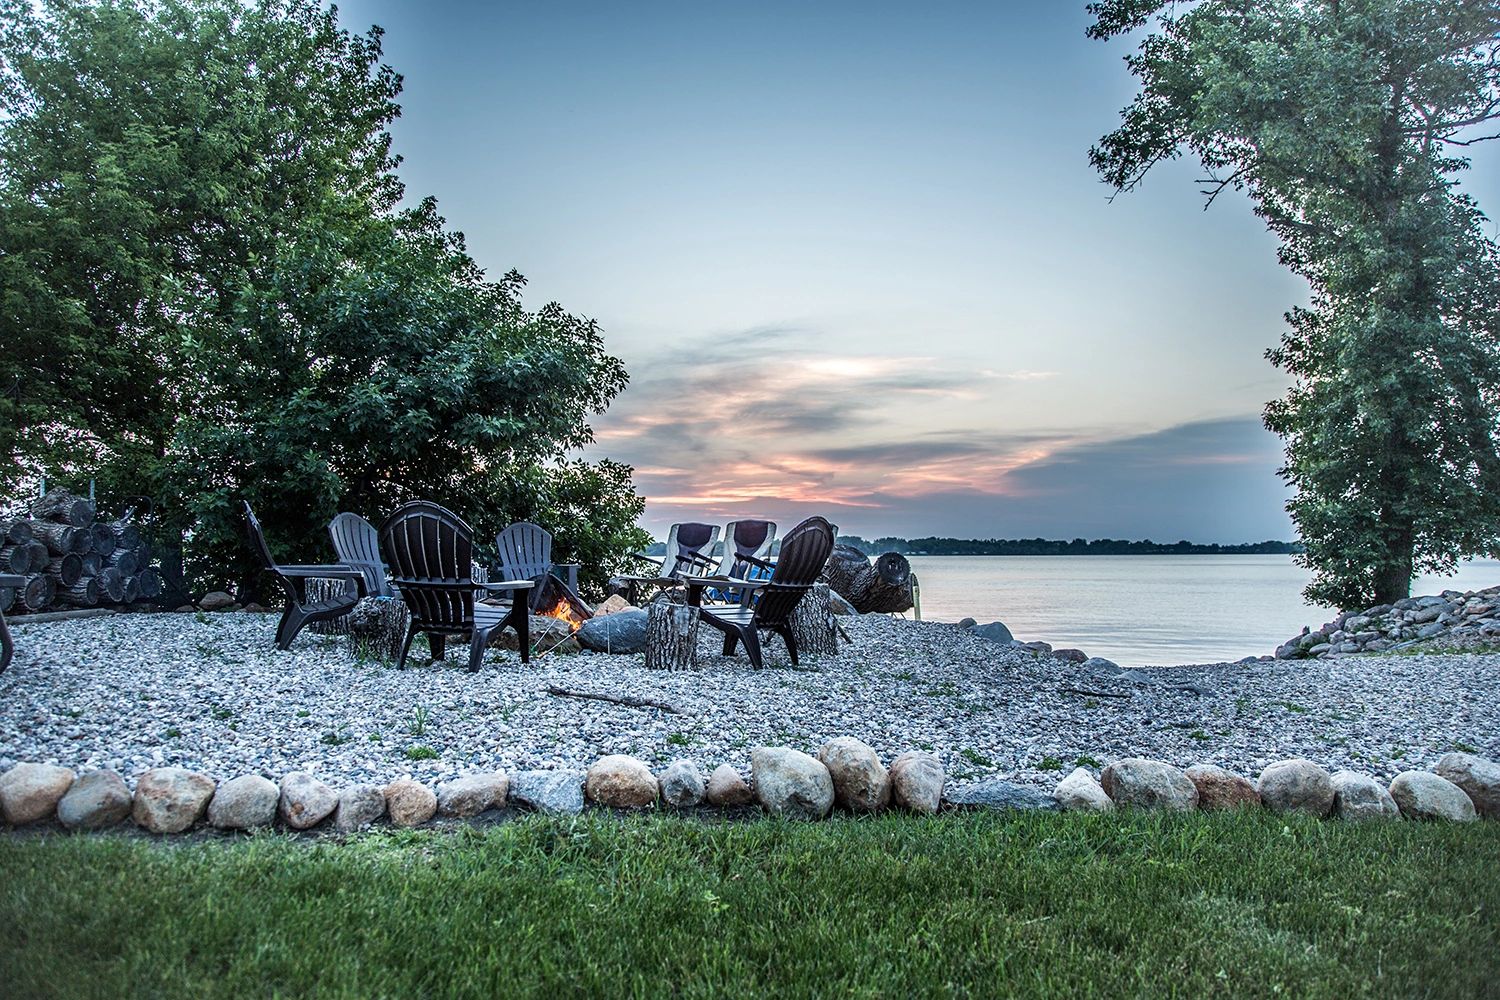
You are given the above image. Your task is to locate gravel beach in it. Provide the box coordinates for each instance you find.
[1,612,1495,788]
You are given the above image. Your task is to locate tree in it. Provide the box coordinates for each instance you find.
[0,0,647,593]
[1089,0,1500,607]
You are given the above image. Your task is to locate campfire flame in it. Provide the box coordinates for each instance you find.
[539,597,588,632]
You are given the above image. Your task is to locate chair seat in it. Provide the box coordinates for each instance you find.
[306,593,360,615]
[700,606,757,626]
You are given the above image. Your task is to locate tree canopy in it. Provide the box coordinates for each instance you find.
[0,0,647,595]
[1090,0,1500,607]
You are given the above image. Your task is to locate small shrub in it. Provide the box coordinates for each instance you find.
[1036,755,1064,771]
[405,744,439,761]
[408,705,432,736]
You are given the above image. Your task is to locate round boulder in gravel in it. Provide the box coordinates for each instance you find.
[818,737,890,813]
[0,762,76,825]
[945,779,1058,811]
[658,760,705,808]
[437,772,509,818]
[1257,759,1335,817]
[1389,771,1477,822]
[132,767,215,833]
[1433,752,1500,818]
[889,750,945,814]
[199,591,236,611]
[509,770,585,815]
[278,771,338,830]
[585,755,659,809]
[334,784,387,832]
[56,769,131,830]
[751,747,834,819]
[704,765,753,807]
[1330,771,1399,821]
[208,774,279,830]
[1185,764,1260,810]
[384,779,438,827]
[971,621,1013,644]
[1100,759,1197,811]
[1054,768,1113,812]
[575,609,649,654]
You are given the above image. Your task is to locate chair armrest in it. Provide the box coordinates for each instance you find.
[0,574,25,589]
[276,564,361,580]
[630,553,664,565]
[479,579,536,592]
[735,553,775,571]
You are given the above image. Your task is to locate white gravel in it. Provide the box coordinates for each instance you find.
[1,611,1495,788]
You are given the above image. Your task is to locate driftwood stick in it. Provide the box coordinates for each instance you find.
[1059,687,1133,700]
[545,684,680,714]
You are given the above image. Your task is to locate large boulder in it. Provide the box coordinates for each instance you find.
[592,594,633,617]
[944,780,1058,811]
[658,760,705,809]
[334,784,387,832]
[1257,759,1335,817]
[1389,771,1477,822]
[208,774,280,830]
[817,737,890,813]
[0,762,76,825]
[1185,764,1260,810]
[1330,771,1399,821]
[585,755,658,809]
[575,609,649,654]
[971,621,1013,644]
[278,771,338,830]
[1433,752,1500,818]
[383,779,438,827]
[751,747,834,819]
[437,772,509,818]
[509,770,585,815]
[888,750,944,814]
[703,765,754,807]
[56,769,132,830]
[1100,759,1197,811]
[1053,768,1113,812]
[132,767,215,833]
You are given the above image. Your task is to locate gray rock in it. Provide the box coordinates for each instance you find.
[1307,643,1333,656]
[1389,771,1476,821]
[1329,771,1399,821]
[944,780,1057,811]
[334,784,387,831]
[889,751,945,814]
[575,609,649,654]
[1083,657,1121,672]
[658,760,705,808]
[1054,768,1113,812]
[1343,615,1371,632]
[208,774,279,829]
[1100,759,1197,811]
[132,767,215,833]
[817,737,890,813]
[383,779,437,827]
[198,591,236,611]
[1433,753,1500,818]
[278,771,338,830]
[1416,622,1446,639]
[437,771,509,818]
[751,747,834,819]
[56,769,130,829]
[956,617,977,630]
[585,755,658,808]
[1050,648,1088,663]
[1258,759,1335,817]
[703,765,753,807]
[971,621,1013,644]
[1021,640,1053,655]
[0,762,76,825]
[509,770,585,815]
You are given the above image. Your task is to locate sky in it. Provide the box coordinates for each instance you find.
[337,1,1500,543]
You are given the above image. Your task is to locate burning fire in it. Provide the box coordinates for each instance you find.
[539,598,588,632]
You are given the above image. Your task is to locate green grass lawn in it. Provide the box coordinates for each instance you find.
[2,811,1496,998]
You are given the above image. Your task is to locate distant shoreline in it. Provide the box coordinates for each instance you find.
[837,537,1302,557]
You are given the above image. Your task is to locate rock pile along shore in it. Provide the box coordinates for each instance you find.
[1275,585,1500,660]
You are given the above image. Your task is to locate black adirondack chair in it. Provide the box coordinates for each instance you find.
[379,501,534,671]
[685,516,835,669]
[0,573,23,673]
[620,522,722,604]
[495,522,582,611]
[328,512,393,598]
[243,502,365,650]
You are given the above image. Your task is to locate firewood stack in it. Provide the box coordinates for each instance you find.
[0,491,163,615]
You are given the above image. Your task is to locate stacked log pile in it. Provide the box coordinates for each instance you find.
[0,492,163,615]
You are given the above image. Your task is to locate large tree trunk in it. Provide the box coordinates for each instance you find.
[645,601,699,670]
[823,546,914,614]
[30,491,95,527]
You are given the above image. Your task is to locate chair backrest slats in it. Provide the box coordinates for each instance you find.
[664,522,721,579]
[497,522,552,582]
[242,502,280,572]
[754,516,835,626]
[329,512,390,597]
[379,501,476,629]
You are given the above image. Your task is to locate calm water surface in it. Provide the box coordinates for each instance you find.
[906,555,1500,668]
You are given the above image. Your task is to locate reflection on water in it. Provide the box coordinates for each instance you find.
[905,555,1500,668]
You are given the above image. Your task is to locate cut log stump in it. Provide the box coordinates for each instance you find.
[787,582,839,658]
[645,601,699,670]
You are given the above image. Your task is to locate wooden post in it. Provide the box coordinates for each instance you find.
[788,582,839,658]
[645,601,699,670]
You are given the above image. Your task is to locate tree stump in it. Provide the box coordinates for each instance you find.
[645,601,699,670]
[306,577,356,635]
[788,582,839,658]
[344,596,411,661]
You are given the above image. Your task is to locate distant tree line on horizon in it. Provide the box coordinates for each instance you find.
[834,537,1303,557]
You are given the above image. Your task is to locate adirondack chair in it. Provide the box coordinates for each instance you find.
[328,512,393,598]
[242,502,365,650]
[378,501,534,671]
[684,516,835,669]
[495,522,581,611]
[0,573,22,673]
[620,522,722,604]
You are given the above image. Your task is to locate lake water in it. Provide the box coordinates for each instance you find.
[905,555,1500,668]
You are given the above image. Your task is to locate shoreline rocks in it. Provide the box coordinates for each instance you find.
[1100,759,1197,811]
[1276,586,1500,660]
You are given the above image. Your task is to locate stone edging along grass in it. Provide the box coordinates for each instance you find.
[1,739,1496,835]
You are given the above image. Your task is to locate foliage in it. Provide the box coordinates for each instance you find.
[1,812,1497,997]
[0,0,643,592]
[1089,0,1500,607]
